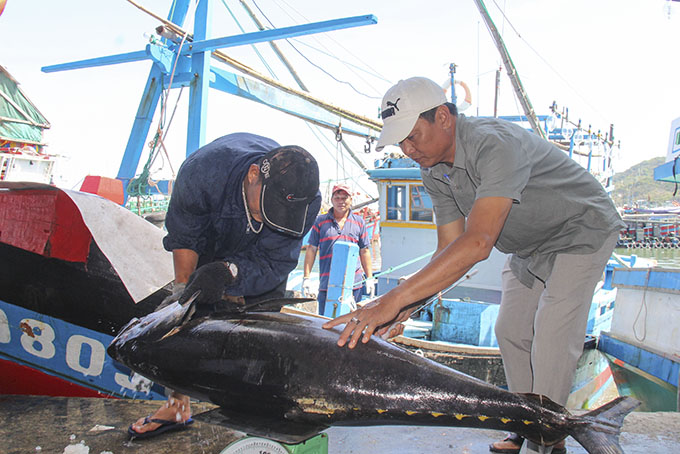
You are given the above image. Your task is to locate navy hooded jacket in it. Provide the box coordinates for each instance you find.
[163,133,322,297]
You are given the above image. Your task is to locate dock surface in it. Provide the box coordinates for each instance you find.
[2,395,678,453]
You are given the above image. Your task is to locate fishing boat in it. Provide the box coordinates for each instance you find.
[0,0,384,399]
[0,182,172,398]
[1,68,169,397]
[598,267,680,411]
[0,65,57,184]
[595,117,680,411]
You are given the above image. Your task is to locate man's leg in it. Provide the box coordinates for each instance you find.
[491,258,544,453]
[531,232,618,405]
[353,286,364,304]
[317,290,327,315]
[519,232,618,454]
[495,257,544,394]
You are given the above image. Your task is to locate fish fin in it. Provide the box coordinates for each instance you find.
[580,396,640,424]
[157,291,200,341]
[243,297,317,313]
[158,326,181,340]
[568,396,640,454]
[192,407,328,444]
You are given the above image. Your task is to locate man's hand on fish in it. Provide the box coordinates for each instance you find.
[376,307,412,339]
[322,296,404,348]
[180,261,238,306]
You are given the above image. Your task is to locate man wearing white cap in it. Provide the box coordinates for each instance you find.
[324,77,624,454]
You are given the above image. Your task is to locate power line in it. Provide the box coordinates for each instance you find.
[489,0,609,122]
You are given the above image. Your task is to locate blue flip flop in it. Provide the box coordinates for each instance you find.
[128,415,194,440]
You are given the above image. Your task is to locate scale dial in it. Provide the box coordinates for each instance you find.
[220,437,289,454]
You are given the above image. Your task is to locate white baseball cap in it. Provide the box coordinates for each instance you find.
[376,77,447,151]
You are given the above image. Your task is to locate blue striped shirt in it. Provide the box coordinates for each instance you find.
[307,209,369,291]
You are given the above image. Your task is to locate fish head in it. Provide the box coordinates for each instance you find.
[107,301,190,363]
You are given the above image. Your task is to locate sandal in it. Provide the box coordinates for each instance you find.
[127,415,194,440]
[489,434,567,454]
[489,433,523,454]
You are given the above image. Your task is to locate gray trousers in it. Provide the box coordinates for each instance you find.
[495,233,618,453]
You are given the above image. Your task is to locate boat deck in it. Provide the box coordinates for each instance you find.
[2,395,678,454]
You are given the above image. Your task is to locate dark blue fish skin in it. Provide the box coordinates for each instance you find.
[108,305,638,453]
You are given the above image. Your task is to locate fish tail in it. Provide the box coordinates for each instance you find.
[568,396,640,454]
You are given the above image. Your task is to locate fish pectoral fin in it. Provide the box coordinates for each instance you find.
[192,407,328,444]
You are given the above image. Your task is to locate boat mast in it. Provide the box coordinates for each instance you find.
[493,66,501,118]
[472,0,546,139]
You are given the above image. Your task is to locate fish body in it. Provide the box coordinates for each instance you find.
[108,303,638,453]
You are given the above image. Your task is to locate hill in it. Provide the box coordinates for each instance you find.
[610,157,679,207]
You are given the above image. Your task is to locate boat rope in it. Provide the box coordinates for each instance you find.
[305,123,373,197]
[234,0,373,193]
[270,0,388,83]
[222,0,278,78]
[488,0,608,124]
[126,94,165,197]
[288,42,382,99]
[336,124,345,182]
[307,120,369,193]
[355,250,435,286]
[632,267,650,343]
[290,38,391,85]
[127,20,190,198]
[249,0,382,99]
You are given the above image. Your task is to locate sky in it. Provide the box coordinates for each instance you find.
[2,0,680,199]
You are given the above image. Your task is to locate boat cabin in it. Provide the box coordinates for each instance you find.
[366,154,506,304]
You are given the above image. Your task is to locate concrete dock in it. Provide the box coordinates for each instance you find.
[1,395,678,454]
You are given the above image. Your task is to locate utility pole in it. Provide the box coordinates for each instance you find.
[472,0,546,139]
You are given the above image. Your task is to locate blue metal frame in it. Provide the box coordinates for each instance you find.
[448,63,457,106]
[42,0,377,201]
[188,0,213,154]
[654,159,680,183]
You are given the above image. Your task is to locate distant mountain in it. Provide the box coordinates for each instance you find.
[610,157,679,207]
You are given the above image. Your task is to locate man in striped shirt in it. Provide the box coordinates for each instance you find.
[303,184,375,314]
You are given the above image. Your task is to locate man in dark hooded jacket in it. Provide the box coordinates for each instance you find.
[129,132,321,439]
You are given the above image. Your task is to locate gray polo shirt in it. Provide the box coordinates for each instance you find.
[421,115,624,288]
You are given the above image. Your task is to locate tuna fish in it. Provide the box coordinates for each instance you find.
[108,300,638,453]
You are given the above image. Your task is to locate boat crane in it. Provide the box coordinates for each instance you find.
[41,0,380,202]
